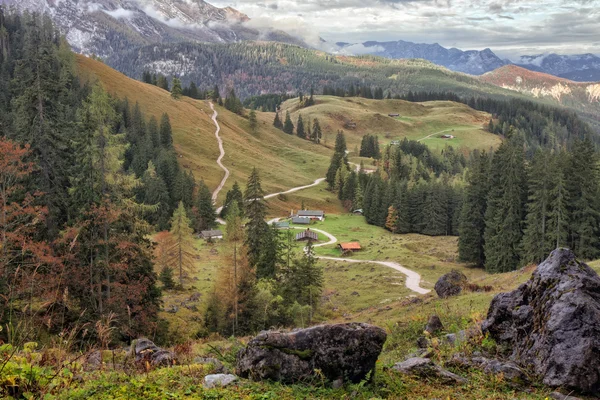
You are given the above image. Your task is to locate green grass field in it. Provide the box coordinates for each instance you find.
[77,56,332,214]
[279,96,502,154]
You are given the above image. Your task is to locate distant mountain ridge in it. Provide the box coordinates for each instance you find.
[336,40,600,82]
[0,0,305,58]
[337,40,506,75]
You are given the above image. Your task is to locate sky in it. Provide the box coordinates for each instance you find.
[208,0,600,59]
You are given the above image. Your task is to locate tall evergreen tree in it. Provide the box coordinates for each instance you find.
[283,111,294,135]
[245,168,268,268]
[521,150,554,264]
[296,114,305,138]
[567,138,600,259]
[311,118,322,143]
[160,113,173,148]
[273,112,283,130]
[458,151,490,266]
[248,109,258,133]
[484,134,527,273]
[195,180,216,232]
[171,77,183,99]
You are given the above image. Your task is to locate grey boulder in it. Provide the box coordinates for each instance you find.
[236,323,386,384]
[482,248,600,393]
[203,374,238,389]
[393,357,467,384]
[434,270,468,298]
[133,338,176,367]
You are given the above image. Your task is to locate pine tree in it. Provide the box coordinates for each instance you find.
[567,138,600,259]
[212,84,220,103]
[296,114,305,138]
[170,201,196,286]
[273,112,283,130]
[221,181,245,219]
[326,131,348,189]
[458,151,490,266]
[283,111,294,135]
[160,113,173,148]
[195,180,216,232]
[546,153,569,250]
[311,118,322,143]
[159,267,176,290]
[171,77,183,99]
[521,150,553,264]
[484,134,527,273]
[141,161,171,229]
[248,109,258,133]
[245,168,268,268]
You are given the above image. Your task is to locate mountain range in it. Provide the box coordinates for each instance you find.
[336,41,600,82]
[2,0,599,83]
[0,0,304,58]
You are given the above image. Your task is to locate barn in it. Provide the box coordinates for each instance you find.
[295,229,319,241]
[338,242,361,252]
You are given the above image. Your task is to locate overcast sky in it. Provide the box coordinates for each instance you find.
[209,0,600,58]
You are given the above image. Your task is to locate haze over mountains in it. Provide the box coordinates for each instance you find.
[2,0,599,82]
[336,41,600,81]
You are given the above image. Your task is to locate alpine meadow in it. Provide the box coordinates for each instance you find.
[2,2,600,399]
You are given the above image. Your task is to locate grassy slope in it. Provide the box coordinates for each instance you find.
[279,96,502,153]
[76,55,332,215]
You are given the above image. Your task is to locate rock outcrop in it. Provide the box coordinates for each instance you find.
[424,315,444,334]
[482,248,600,393]
[434,270,468,298]
[448,353,527,384]
[203,374,238,389]
[392,357,467,384]
[236,323,386,384]
[133,338,176,367]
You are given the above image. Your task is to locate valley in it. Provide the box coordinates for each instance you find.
[2,6,600,400]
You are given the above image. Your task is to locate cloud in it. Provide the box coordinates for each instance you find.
[338,43,386,55]
[102,8,136,20]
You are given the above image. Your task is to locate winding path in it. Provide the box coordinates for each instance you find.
[293,227,430,295]
[264,178,326,200]
[210,102,230,204]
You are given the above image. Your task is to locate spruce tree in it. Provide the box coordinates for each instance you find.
[171,77,183,99]
[221,181,245,219]
[484,134,527,273]
[196,180,216,232]
[311,118,322,143]
[521,150,553,264]
[244,168,268,268]
[567,138,600,259]
[273,112,283,130]
[458,151,490,266]
[546,153,569,250]
[248,109,258,133]
[296,114,305,138]
[283,111,294,135]
[160,113,173,148]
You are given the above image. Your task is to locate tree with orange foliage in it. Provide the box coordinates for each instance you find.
[0,137,60,335]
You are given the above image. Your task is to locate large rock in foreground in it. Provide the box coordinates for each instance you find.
[133,338,176,367]
[482,249,600,393]
[236,323,386,384]
[434,270,467,298]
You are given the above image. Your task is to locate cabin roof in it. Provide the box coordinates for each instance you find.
[339,242,361,250]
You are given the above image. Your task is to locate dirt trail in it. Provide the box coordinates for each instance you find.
[210,102,230,204]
